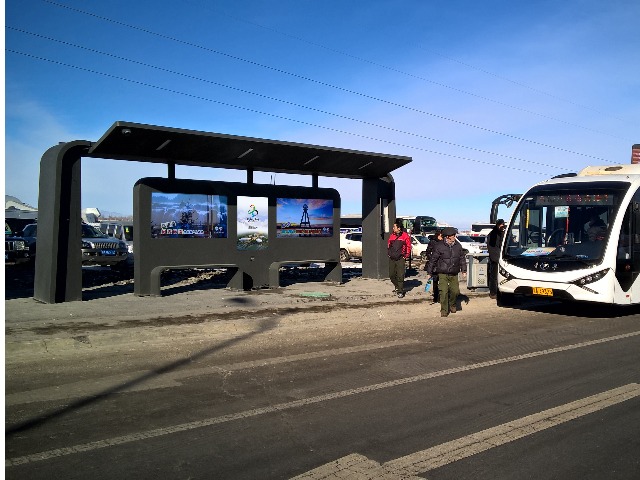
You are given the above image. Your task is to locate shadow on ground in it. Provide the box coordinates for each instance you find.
[5,264,367,301]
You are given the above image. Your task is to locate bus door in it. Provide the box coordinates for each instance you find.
[615,194,640,296]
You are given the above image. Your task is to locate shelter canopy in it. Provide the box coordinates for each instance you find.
[88,121,411,179]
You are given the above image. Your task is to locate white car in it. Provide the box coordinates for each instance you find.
[410,234,430,259]
[339,232,363,261]
[457,234,487,255]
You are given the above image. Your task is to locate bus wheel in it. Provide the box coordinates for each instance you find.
[497,291,517,307]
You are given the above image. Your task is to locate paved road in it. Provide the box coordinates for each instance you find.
[5,277,640,479]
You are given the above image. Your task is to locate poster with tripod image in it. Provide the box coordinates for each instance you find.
[276,198,333,237]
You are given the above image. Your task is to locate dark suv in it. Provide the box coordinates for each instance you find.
[20,223,129,267]
[5,223,33,265]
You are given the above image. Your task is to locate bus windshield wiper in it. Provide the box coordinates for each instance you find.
[545,252,595,265]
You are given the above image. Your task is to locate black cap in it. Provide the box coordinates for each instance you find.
[496,219,505,226]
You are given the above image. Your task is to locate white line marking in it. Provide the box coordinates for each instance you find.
[290,453,424,480]
[6,331,640,468]
[291,384,640,479]
[384,383,640,475]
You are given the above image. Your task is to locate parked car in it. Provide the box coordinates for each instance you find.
[457,234,487,255]
[411,234,430,259]
[339,232,363,262]
[99,222,134,252]
[19,223,38,256]
[99,222,134,265]
[20,223,129,267]
[5,223,33,265]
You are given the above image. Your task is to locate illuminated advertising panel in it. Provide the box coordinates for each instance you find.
[151,193,228,238]
[237,196,268,250]
[276,198,334,237]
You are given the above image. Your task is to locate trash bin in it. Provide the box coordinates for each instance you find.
[467,253,489,290]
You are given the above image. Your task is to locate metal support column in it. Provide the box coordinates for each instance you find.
[34,141,91,303]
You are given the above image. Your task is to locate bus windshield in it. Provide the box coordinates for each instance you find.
[503,182,630,266]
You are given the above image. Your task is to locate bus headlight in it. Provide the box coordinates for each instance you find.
[571,268,610,288]
[499,265,513,284]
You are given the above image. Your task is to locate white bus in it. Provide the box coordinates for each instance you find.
[498,164,640,305]
[469,222,494,241]
[398,215,438,235]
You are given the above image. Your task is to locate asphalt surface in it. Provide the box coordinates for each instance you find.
[6,262,640,479]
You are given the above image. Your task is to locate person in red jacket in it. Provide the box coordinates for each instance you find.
[388,219,412,298]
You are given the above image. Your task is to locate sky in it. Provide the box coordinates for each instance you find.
[4,0,639,230]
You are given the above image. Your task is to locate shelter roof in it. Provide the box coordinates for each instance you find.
[88,121,411,179]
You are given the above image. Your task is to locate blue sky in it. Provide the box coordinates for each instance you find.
[4,0,639,230]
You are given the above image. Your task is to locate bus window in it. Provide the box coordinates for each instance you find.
[616,202,634,290]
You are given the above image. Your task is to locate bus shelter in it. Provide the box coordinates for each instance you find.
[34,121,411,303]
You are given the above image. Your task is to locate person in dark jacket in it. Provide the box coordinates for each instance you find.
[424,229,443,303]
[388,219,412,298]
[586,215,607,241]
[487,219,506,299]
[426,226,467,317]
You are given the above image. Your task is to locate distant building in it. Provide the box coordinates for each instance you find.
[5,195,38,233]
[6,195,37,212]
[81,207,102,227]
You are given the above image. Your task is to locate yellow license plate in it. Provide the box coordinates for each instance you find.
[532,287,553,296]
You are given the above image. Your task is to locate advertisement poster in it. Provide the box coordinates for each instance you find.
[276,198,334,237]
[151,193,227,238]
[237,196,268,250]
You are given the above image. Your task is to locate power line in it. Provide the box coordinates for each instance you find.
[183,0,633,137]
[6,49,559,177]
[419,48,632,125]
[6,26,575,172]
[37,0,616,163]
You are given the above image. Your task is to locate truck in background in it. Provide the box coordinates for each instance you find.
[341,214,438,236]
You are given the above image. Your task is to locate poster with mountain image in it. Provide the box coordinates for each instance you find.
[150,193,227,238]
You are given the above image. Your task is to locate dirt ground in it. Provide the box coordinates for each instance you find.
[4,261,490,368]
